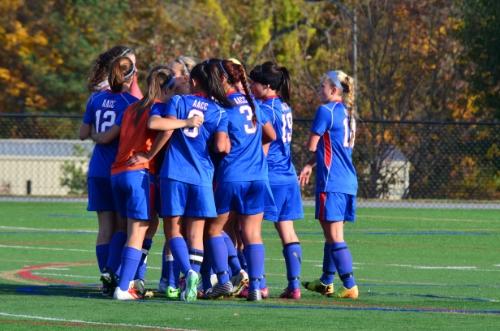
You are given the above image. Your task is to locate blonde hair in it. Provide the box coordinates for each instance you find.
[170,56,197,76]
[326,70,356,146]
[132,66,174,125]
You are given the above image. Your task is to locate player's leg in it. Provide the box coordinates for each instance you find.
[275,220,302,299]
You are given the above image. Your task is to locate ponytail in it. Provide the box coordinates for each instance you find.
[222,59,256,123]
[88,45,133,92]
[132,66,174,126]
[204,59,232,107]
[249,61,291,104]
[336,71,356,147]
[278,66,291,104]
[108,56,135,93]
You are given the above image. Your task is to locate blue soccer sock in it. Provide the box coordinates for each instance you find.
[244,244,265,291]
[96,244,109,273]
[320,242,336,285]
[169,237,191,275]
[200,247,214,291]
[160,242,168,280]
[134,238,152,280]
[165,254,176,287]
[189,248,204,274]
[237,249,247,271]
[106,231,127,275]
[118,246,142,291]
[208,236,230,284]
[283,242,302,290]
[331,242,356,289]
[223,232,241,276]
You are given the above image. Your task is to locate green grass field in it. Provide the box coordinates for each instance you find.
[0,202,499,330]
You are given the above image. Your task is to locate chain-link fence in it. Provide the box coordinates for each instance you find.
[1,114,499,206]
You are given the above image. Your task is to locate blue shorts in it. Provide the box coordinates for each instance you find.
[149,174,161,217]
[215,180,276,215]
[111,169,150,221]
[264,182,304,222]
[160,178,217,218]
[87,177,116,212]
[315,192,356,222]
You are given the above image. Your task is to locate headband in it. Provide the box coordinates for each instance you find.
[162,76,176,89]
[123,62,137,81]
[218,61,229,77]
[326,71,343,92]
[119,48,132,58]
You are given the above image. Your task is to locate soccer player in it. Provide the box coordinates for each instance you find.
[204,59,275,301]
[299,70,359,299]
[158,56,198,298]
[249,62,304,300]
[87,45,143,99]
[79,55,139,295]
[148,59,230,302]
[92,64,202,300]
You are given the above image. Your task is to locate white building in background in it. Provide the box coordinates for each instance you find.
[377,147,411,200]
[0,139,92,196]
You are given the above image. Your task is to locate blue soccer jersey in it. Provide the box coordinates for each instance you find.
[83,91,138,178]
[215,92,268,182]
[310,102,357,195]
[259,97,298,185]
[155,94,228,186]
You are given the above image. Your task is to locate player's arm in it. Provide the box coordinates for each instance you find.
[261,122,276,156]
[91,125,120,144]
[299,133,319,187]
[148,115,203,131]
[127,130,172,166]
[214,132,230,154]
[79,123,91,140]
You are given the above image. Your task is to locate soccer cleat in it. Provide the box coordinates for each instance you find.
[133,279,146,296]
[166,286,180,300]
[336,285,359,299]
[158,278,167,294]
[230,270,249,296]
[279,287,301,300]
[113,286,142,300]
[180,271,200,302]
[100,271,117,297]
[205,281,233,299]
[302,279,334,296]
[247,289,262,301]
[260,287,269,299]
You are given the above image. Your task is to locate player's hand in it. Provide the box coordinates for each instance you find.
[299,165,312,188]
[127,152,149,166]
[186,115,203,128]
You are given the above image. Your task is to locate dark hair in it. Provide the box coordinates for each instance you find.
[190,59,232,107]
[132,65,174,126]
[108,56,135,93]
[87,45,134,92]
[221,59,257,123]
[249,61,291,103]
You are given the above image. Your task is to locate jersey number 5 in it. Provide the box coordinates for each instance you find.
[183,109,205,138]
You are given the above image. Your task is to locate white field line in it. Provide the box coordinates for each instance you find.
[302,212,497,223]
[0,312,197,331]
[0,226,95,233]
[0,225,96,233]
[32,272,96,279]
[2,243,499,273]
[381,264,500,272]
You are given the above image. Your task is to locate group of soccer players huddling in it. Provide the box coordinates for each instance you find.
[79,45,359,302]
